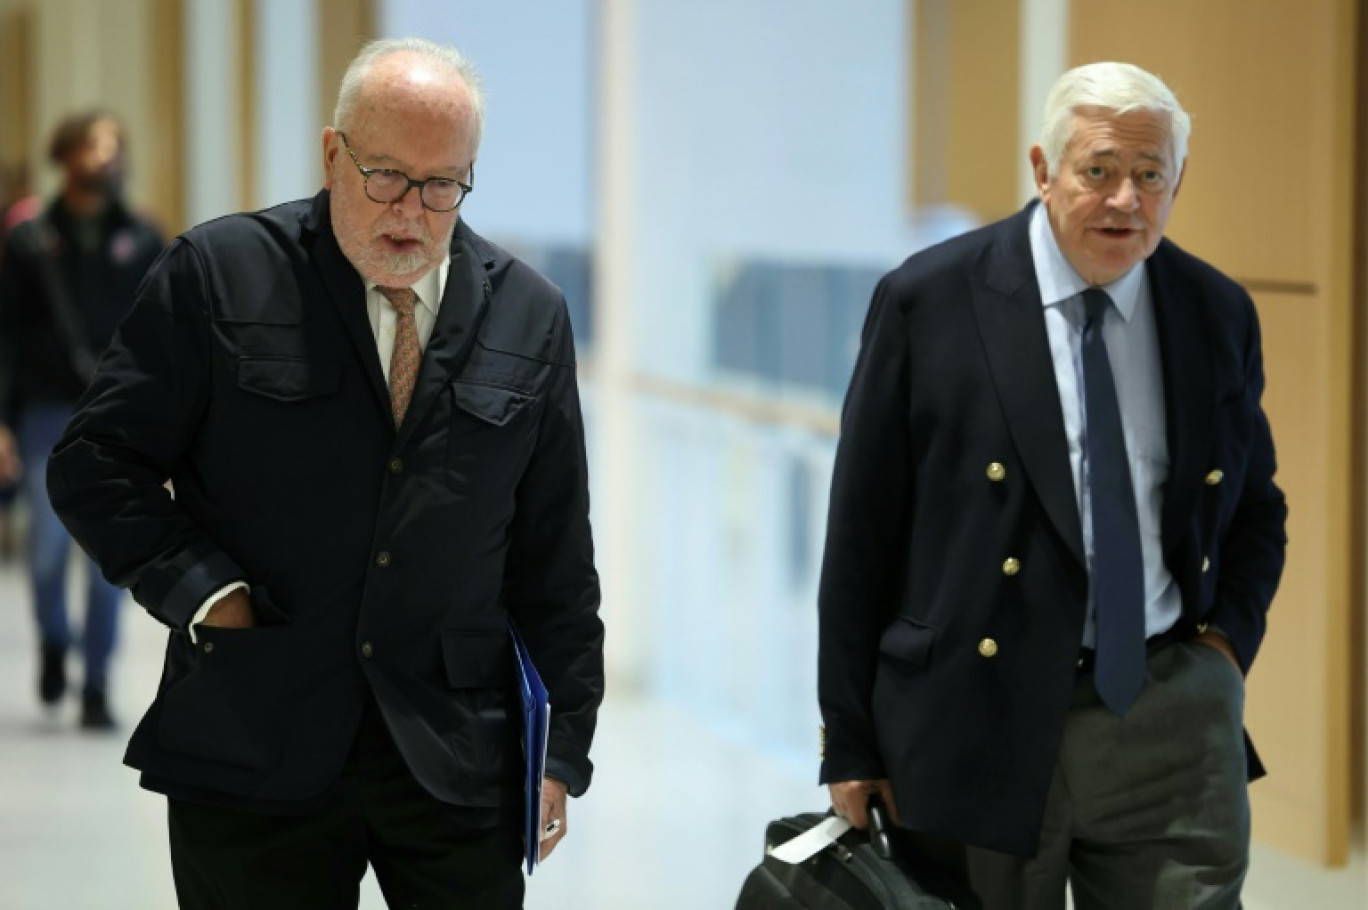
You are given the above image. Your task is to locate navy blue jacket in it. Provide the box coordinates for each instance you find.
[48,191,603,810]
[817,203,1287,856]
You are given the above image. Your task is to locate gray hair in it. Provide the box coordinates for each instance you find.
[1040,62,1190,175]
[333,37,486,157]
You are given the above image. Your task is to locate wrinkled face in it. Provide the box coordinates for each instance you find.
[1031,108,1182,286]
[323,56,476,288]
[65,117,125,196]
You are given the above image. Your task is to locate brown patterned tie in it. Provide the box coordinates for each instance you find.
[377,286,421,427]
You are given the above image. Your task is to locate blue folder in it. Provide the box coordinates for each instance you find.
[508,620,550,875]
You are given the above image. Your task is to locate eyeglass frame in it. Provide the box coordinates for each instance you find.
[336,131,474,213]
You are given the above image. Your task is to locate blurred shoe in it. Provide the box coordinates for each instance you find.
[39,644,67,706]
[80,686,117,732]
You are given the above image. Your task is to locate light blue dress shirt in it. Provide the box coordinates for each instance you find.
[1027,204,1181,647]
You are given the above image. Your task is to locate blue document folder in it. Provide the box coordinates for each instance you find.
[509,620,550,875]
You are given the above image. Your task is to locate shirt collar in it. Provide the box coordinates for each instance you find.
[368,255,450,319]
[1028,203,1146,322]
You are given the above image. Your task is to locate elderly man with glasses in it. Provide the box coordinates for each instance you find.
[47,37,603,910]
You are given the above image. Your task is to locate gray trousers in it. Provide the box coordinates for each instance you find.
[966,640,1251,910]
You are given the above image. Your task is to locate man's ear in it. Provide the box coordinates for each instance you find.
[1029,145,1050,198]
[321,128,338,189]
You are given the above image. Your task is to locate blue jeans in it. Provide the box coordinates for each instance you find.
[16,402,122,689]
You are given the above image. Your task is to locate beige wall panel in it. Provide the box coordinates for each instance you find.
[318,0,373,129]
[911,0,1020,221]
[147,0,185,234]
[0,3,34,175]
[943,0,1019,221]
[1244,289,1346,862]
[1069,2,1316,284]
[1074,0,1360,867]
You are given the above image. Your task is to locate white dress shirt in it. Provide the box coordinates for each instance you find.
[1027,203,1181,647]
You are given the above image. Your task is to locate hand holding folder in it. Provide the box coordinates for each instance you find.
[508,620,551,874]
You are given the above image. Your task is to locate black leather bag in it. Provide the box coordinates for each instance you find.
[734,810,959,909]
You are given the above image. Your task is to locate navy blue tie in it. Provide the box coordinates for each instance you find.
[1081,288,1146,716]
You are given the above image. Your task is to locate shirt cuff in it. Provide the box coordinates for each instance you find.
[189,581,250,644]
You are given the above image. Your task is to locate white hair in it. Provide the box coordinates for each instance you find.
[333,37,486,157]
[1040,62,1190,174]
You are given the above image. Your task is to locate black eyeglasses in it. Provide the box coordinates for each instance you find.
[337,131,474,212]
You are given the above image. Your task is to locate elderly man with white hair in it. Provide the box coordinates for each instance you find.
[48,37,602,910]
[818,61,1286,908]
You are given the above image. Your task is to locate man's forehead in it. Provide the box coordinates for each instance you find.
[1068,111,1173,163]
[348,133,470,174]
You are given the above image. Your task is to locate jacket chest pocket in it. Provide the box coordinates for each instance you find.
[450,382,536,427]
[220,311,342,404]
[227,356,348,466]
[445,379,541,486]
[237,356,343,402]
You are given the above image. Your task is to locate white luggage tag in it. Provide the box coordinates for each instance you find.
[769,815,853,864]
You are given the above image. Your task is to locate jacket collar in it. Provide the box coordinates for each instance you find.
[973,202,1087,568]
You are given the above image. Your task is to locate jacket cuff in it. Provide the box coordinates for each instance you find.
[135,547,249,630]
[545,746,592,797]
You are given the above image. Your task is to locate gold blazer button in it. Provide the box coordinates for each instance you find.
[1205,469,1224,486]
[978,638,999,658]
[1002,557,1021,576]
[986,462,1006,482]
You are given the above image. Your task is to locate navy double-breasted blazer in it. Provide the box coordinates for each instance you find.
[49,191,604,810]
[816,203,1287,856]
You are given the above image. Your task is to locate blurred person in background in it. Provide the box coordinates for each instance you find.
[0,112,163,729]
[817,62,1286,909]
[0,161,38,561]
[47,37,602,910]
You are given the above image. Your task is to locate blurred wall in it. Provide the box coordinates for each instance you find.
[0,0,177,230]
[380,1,595,248]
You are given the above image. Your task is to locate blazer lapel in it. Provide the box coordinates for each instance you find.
[972,209,1086,568]
[301,192,391,417]
[393,228,491,451]
[1148,245,1214,556]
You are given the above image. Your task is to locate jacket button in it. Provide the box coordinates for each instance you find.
[388,457,404,474]
[360,641,374,658]
[986,462,1006,482]
[978,638,999,658]
[1205,469,1224,486]
[1202,556,1210,573]
[375,551,392,568]
[1002,557,1021,576]
[203,641,214,654]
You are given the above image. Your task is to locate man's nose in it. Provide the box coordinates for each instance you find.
[390,184,425,217]
[1109,177,1140,212]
